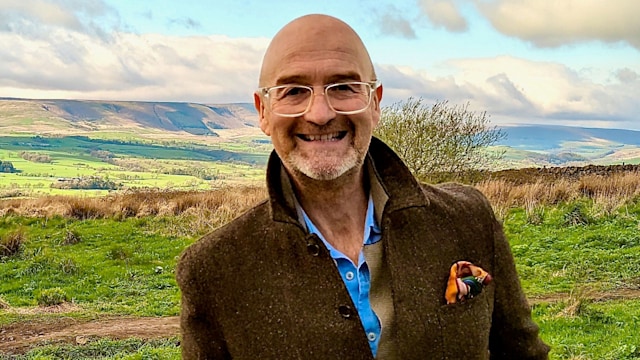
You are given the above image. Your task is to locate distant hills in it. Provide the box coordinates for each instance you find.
[1,98,638,167]
[0,98,258,136]
[496,124,640,167]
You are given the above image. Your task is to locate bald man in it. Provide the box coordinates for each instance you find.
[176,14,549,360]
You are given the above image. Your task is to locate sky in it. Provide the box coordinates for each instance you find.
[1,0,639,130]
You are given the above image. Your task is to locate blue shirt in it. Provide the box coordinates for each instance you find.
[300,196,383,356]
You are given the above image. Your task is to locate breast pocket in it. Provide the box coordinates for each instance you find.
[437,285,492,358]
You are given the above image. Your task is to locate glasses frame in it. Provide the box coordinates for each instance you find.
[258,80,380,117]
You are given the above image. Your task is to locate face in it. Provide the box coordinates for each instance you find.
[254,16,383,181]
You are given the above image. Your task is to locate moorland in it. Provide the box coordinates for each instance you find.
[1,98,640,359]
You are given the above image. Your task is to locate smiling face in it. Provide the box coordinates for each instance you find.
[255,15,383,181]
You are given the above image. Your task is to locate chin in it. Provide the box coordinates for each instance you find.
[286,149,363,181]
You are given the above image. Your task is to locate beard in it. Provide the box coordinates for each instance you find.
[282,135,370,181]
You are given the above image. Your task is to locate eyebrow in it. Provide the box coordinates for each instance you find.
[274,72,363,86]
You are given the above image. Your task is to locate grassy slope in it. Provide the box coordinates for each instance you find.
[0,134,268,196]
[1,197,640,359]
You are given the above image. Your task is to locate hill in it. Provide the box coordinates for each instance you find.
[0,98,258,136]
[2,98,639,168]
[497,124,640,167]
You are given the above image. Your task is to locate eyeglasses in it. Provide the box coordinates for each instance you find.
[258,81,380,117]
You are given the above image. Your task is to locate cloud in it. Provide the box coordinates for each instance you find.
[0,0,119,39]
[376,56,640,127]
[372,5,417,39]
[473,0,640,49]
[0,30,268,103]
[417,0,468,32]
[167,17,203,31]
[376,12,417,39]
[615,68,639,83]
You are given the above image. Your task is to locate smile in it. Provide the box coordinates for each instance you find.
[298,131,347,141]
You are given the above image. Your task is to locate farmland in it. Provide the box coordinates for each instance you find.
[1,172,640,359]
[0,132,270,198]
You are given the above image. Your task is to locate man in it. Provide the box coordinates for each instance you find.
[177,14,550,360]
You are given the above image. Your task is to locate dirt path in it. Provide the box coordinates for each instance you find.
[1,288,639,355]
[0,316,180,355]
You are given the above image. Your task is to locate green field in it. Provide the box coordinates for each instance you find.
[0,135,269,197]
[1,195,639,359]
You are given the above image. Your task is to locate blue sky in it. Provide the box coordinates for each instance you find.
[1,0,639,130]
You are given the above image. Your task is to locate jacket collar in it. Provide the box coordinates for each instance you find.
[266,137,429,224]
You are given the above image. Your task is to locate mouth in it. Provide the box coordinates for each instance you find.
[297,131,347,142]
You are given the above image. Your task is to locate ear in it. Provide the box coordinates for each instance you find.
[371,83,383,128]
[254,91,271,136]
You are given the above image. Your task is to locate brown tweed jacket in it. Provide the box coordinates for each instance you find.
[176,138,550,360]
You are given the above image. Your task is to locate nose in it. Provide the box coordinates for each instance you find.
[303,91,335,125]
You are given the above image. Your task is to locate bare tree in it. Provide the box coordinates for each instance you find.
[375,98,506,183]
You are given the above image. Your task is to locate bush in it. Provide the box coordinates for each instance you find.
[0,229,25,258]
[19,151,52,163]
[375,98,505,183]
[63,230,82,245]
[563,204,590,226]
[0,160,18,173]
[37,287,69,306]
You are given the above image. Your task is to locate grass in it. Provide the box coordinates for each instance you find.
[0,338,181,360]
[1,182,639,359]
[503,200,640,295]
[0,135,268,197]
[534,299,640,360]
[0,216,189,316]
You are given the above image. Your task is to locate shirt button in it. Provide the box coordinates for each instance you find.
[345,271,355,280]
[367,332,377,342]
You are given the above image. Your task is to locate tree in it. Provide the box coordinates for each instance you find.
[0,161,17,173]
[374,98,506,183]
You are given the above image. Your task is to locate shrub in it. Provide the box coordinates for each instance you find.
[19,151,52,163]
[563,204,590,226]
[0,229,25,258]
[37,287,69,306]
[375,98,505,183]
[63,229,82,245]
[65,198,106,219]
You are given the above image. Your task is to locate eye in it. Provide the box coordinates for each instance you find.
[330,83,359,93]
[281,86,310,98]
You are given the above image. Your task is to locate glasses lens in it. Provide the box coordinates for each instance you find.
[326,82,371,113]
[268,85,312,116]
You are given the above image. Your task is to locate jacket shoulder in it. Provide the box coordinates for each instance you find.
[421,182,495,219]
[176,199,273,286]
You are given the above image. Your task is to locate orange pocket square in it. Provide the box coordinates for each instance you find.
[445,261,492,304]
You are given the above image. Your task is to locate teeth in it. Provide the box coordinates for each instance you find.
[306,132,341,141]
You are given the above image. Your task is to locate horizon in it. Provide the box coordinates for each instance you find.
[1,1,639,131]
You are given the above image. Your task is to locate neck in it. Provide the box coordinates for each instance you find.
[289,166,369,263]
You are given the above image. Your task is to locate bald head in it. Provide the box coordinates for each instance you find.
[258,14,376,87]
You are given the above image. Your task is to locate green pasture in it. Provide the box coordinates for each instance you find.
[0,136,268,196]
[505,200,640,295]
[1,197,639,359]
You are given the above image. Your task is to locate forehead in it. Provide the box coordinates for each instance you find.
[272,48,367,85]
[260,16,373,86]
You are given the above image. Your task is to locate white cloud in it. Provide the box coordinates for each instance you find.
[476,0,640,48]
[418,0,468,32]
[0,6,268,103]
[377,56,640,127]
[415,0,640,49]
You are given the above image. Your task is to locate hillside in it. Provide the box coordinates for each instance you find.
[497,124,640,167]
[2,98,639,167]
[0,98,258,136]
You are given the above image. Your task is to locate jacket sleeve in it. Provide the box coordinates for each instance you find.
[488,217,550,359]
[177,251,231,359]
